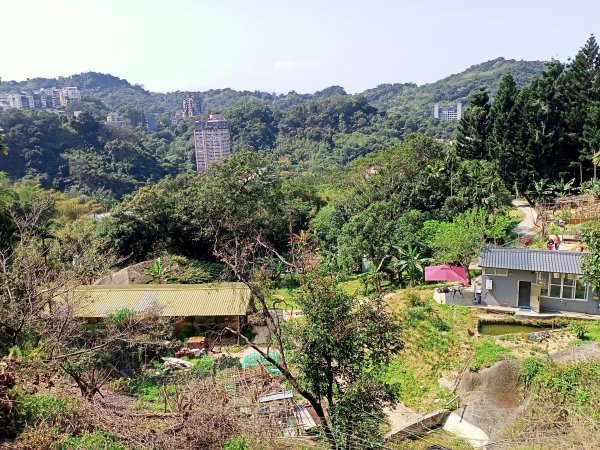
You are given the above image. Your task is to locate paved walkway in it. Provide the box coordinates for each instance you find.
[384,403,421,437]
[511,199,538,236]
[443,411,489,449]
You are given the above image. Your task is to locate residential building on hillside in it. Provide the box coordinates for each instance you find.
[433,102,463,121]
[6,93,28,109]
[0,96,10,111]
[182,93,201,117]
[478,247,599,315]
[106,112,127,127]
[194,113,231,172]
[1,86,80,110]
[146,115,157,132]
[59,86,81,106]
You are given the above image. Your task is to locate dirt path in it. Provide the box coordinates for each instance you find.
[512,199,538,236]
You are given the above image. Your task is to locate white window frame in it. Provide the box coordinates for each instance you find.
[538,272,588,301]
[483,267,508,276]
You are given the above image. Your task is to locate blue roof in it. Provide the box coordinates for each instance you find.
[478,247,583,274]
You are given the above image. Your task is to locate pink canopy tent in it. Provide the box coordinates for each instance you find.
[424,264,469,285]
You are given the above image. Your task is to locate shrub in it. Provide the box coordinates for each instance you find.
[215,355,242,371]
[223,436,249,450]
[127,377,162,402]
[279,273,300,289]
[470,339,513,371]
[568,321,588,340]
[405,292,425,307]
[168,255,225,283]
[191,356,215,376]
[520,235,533,247]
[10,390,76,428]
[106,308,135,327]
[406,307,429,325]
[432,317,450,332]
[51,431,126,450]
[520,357,547,387]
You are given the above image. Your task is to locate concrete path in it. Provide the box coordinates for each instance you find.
[384,403,421,438]
[511,199,538,236]
[443,411,489,449]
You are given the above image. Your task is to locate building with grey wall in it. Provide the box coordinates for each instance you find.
[194,114,231,172]
[478,247,599,315]
[433,103,463,121]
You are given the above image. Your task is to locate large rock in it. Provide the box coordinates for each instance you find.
[549,342,600,363]
[455,360,523,438]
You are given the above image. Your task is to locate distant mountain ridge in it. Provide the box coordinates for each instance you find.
[0,57,547,119]
[362,57,547,116]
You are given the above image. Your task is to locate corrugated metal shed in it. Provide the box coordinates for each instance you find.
[73,283,251,318]
[478,247,583,274]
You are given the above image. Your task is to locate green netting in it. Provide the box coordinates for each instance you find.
[241,351,282,368]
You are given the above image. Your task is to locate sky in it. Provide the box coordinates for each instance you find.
[2,0,600,94]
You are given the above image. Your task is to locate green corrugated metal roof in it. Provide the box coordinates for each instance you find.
[73,283,251,318]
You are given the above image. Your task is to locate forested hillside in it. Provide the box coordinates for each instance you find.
[0,57,548,204]
[3,36,600,450]
[1,58,544,123]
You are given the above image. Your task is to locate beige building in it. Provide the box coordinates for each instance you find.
[194,114,231,172]
[106,112,127,127]
[59,86,81,106]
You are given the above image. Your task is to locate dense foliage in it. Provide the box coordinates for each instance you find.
[456,36,600,200]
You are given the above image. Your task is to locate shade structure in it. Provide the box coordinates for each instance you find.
[424,264,468,285]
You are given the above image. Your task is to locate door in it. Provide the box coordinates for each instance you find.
[518,281,531,307]
[530,283,541,313]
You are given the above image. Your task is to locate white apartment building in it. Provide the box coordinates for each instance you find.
[433,102,463,121]
[6,93,26,109]
[106,112,127,128]
[194,114,231,172]
[59,86,81,106]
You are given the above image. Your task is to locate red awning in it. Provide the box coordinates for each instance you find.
[424,264,468,285]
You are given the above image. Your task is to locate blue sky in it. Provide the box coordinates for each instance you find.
[3,0,599,94]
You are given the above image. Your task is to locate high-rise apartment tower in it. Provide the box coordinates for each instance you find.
[194,114,231,172]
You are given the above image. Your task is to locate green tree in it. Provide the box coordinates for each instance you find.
[488,73,527,194]
[557,35,600,181]
[581,223,600,294]
[391,244,432,286]
[424,209,487,280]
[224,101,278,151]
[247,274,401,449]
[455,86,491,160]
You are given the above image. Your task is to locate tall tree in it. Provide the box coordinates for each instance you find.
[557,35,600,180]
[518,61,567,192]
[455,86,491,160]
[488,73,526,194]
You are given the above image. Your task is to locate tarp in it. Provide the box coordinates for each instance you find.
[241,351,282,369]
[424,264,468,285]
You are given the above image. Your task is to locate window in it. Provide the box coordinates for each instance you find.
[483,267,508,276]
[538,272,587,300]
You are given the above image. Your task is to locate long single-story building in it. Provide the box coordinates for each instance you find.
[72,282,252,333]
[478,247,600,315]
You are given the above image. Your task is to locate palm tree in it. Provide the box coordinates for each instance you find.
[357,257,388,296]
[145,257,170,284]
[392,244,432,287]
[549,178,575,197]
[526,178,552,205]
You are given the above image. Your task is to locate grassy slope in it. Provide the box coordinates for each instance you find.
[383,290,481,411]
